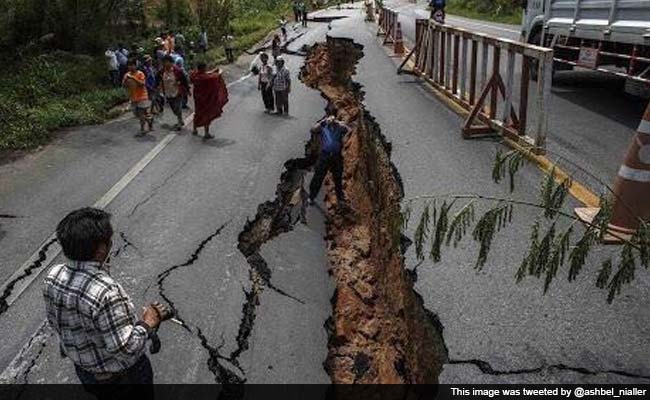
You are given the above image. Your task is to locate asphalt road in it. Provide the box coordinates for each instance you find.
[376,0,650,383]
[0,24,334,384]
[1,2,649,385]
[386,0,648,191]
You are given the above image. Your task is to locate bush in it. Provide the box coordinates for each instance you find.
[446,0,522,25]
[0,53,127,150]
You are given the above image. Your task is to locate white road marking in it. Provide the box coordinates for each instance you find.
[412,8,520,35]
[0,72,254,315]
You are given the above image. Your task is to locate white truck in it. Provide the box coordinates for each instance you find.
[521,0,650,96]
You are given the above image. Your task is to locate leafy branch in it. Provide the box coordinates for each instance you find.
[403,148,649,303]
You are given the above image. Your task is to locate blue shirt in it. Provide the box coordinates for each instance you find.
[319,121,348,154]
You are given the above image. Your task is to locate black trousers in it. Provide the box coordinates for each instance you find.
[75,356,154,400]
[309,152,345,202]
[275,89,289,114]
[261,82,274,111]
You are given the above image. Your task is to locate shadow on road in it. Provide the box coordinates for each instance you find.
[552,71,647,130]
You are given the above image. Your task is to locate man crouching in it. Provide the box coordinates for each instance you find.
[43,208,163,394]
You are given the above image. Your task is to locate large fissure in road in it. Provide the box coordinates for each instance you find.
[233,135,314,382]
[301,36,447,383]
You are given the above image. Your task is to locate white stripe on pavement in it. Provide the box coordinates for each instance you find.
[412,8,520,35]
[0,72,254,315]
[638,120,650,135]
[619,165,650,182]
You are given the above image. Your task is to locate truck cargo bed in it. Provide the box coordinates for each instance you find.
[545,0,650,44]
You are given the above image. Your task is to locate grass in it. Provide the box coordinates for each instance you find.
[203,6,291,66]
[0,5,290,152]
[445,1,523,25]
[0,51,127,151]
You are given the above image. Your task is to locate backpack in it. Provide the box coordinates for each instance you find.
[321,123,342,154]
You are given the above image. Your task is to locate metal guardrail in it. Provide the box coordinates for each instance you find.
[400,19,555,153]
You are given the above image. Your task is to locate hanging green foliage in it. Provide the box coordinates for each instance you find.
[405,146,650,303]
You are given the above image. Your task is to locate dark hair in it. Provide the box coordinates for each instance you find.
[326,104,338,116]
[56,208,113,261]
[163,55,174,63]
[260,53,268,60]
[127,58,137,67]
[197,61,207,71]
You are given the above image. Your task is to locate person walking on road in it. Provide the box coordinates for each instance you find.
[273,56,291,116]
[123,59,154,136]
[223,34,235,63]
[115,44,128,81]
[271,34,282,59]
[308,108,350,207]
[43,208,169,396]
[198,29,209,53]
[279,17,288,40]
[293,1,301,23]
[258,53,275,113]
[300,2,308,27]
[190,62,229,140]
[140,55,162,115]
[175,31,186,57]
[104,47,119,87]
[158,55,190,131]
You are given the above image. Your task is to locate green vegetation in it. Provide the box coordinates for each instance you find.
[0,0,295,152]
[204,6,291,64]
[445,0,523,25]
[0,52,126,151]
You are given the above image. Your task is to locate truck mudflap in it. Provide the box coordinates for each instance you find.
[545,34,650,94]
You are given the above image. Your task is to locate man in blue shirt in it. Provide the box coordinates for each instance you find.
[308,108,351,207]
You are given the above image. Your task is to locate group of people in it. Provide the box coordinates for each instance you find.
[257,52,291,116]
[114,29,228,139]
[45,23,357,394]
[292,1,309,28]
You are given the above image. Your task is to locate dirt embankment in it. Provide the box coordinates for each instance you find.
[301,36,447,384]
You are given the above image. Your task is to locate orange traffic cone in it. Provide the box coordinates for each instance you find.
[394,22,405,55]
[576,102,650,243]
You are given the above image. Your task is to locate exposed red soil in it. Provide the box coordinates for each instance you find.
[302,37,445,384]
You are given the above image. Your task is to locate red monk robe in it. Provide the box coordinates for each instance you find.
[191,69,229,128]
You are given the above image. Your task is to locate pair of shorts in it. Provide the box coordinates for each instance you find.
[131,100,152,117]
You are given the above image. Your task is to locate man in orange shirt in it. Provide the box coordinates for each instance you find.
[123,59,154,136]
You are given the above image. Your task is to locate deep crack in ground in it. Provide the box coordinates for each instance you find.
[448,359,650,381]
[0,238,58,317]
[232,142,315,374]
[128,153,196,218]
[154,222,247,383]
[301,34,446,384]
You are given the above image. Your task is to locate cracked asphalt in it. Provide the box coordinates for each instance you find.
[1,1,649,384]
[0,22,334,383]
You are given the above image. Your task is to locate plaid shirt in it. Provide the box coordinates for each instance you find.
[273,67,291,91]
[43,261,149,374]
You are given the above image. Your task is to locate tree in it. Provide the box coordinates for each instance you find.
[3,0,146,53]
[196,0,234,42]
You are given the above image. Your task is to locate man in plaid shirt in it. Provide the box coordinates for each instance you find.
[273,56,291,116]
[43,208,163,392]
